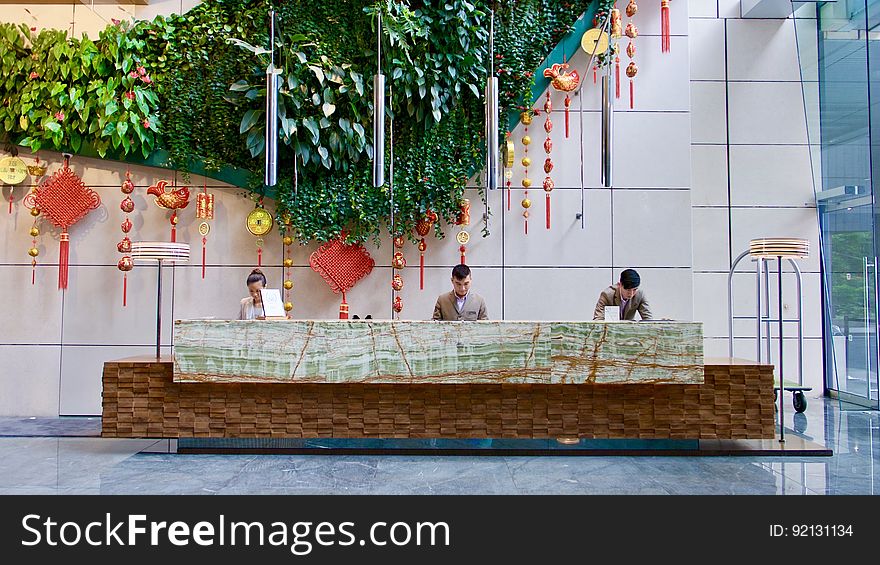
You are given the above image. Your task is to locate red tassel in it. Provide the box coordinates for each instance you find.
[630,79,634,109]
[8,193,12,214]
[564,95,571,138]
[593,66,597,84]
[58,230,69,290]
[524,217,528,235]
[420,252,425,290]
[339,293,349,319]
[31,261,36,286]
[615,57,620,99]
[460,246,466,265]
[257,246,262,267]
[507,185,511,210]
[201,237,207,279]
[546,194,551,229]
[662,2,671,53]
[122,272,127,307]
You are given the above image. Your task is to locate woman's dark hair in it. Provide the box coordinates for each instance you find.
[247,268,267,287]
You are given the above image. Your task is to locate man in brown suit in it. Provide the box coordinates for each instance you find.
[432,264,489,321]
[593,268,653,321]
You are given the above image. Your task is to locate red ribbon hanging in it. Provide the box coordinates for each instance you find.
[58,230,69,290]
[419,242,425,290]
[662,1,671,53]
[8,193,12,214]
[122,273,127,307]
[615,57,621,99]
[460,245,466,265]
[630,79,635,109]
[546,194,551,230]
[202,236,207,279]
[564,96,571,138]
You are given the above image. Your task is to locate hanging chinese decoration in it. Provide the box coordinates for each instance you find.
[391,235,405,316]
[611,5,622,99]
[32,155,100,289]
[117,171,135,306]
[147,180,190,242]
[0,153,28,214]
[455,199,471,264]
[542,93,554,230]
[543,63,579,138]
[282,219,294,315]
[196,179,214,279]
[309,235,375,319]
[625,15,639,109]
[23,188,42,285]
[414,209,438,290]
[661,0,671,53]
[246,199,273,266]
[503,136,514,210]
[520,111,532,234]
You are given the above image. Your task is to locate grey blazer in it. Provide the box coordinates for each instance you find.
[432,291,488,321]
[592,285,652,320]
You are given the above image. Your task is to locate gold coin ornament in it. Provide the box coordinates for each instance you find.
[246,206,274,237]
[581,27,610,57]
[503,138,515,168]
[456,230,470,245]
[198,221,211,237]
[0,156,28,184]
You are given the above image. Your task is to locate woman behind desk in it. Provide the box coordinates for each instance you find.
[239,268,267,320]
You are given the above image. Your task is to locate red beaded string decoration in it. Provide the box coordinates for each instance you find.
[661,0,671,53]
[309,235,375,319]
[543,93,554,230]
[196,178,214,280]
[117,170,135,306]
[625,10,639,110]
[414,210,437,290]
[32,155,100,289]
[391,235,405,318]
[520,111,532,235]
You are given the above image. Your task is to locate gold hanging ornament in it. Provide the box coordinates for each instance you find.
[391,235,405,317]
[117,171,135,306]
[246,199,273,267]
[1,154,28,214]
[456,199,471,264]
[520,111,532,235]
[282,216,294,314]
[24,187,41,285]
[625,16,639,109]
[414,210,437,290]
[196,178,214,279]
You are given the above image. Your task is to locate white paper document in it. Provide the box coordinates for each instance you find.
[260,289,286,318]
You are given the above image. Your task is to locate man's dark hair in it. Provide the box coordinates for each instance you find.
[619,269,640,290]
[452,264,471,280]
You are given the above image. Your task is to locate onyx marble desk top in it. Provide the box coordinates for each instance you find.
[172,320,703,385]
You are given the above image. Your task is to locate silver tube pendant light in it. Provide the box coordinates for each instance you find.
[265,9,280,187]
[485,10,498,191]
[373,11,385,188]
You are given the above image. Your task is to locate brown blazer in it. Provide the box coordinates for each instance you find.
[432,291,488,321]
[593,285,652,320]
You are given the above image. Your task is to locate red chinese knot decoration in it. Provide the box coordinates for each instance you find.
[32,156,100,289]
[309,236,375,319]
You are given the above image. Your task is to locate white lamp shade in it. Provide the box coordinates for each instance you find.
[130,242,190,263]
[748,237,809,259]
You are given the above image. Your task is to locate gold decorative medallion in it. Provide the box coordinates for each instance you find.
[198,221,211,237]
[456,230,470,245]
[0,156,28,184]
[581,27,609,57]
[246,206,274,236]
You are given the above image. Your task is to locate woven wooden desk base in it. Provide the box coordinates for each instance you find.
[101,361,775,439]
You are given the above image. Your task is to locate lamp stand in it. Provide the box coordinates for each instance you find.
[777,256,784,443]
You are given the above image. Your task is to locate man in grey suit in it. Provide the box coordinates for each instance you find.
[432,264,489,321]
[593,269,653,321]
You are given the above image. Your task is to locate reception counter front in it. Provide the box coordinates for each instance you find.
[101,320,775,440]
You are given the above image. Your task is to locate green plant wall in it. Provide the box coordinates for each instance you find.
[0,0,607,244]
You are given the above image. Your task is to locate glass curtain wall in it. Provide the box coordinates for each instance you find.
[804,0,880,408]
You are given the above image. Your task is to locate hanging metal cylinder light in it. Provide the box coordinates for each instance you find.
[264,9,280,187]
[485,10,498,191]
[373,11,385,188]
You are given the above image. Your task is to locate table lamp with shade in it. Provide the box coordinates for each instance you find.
[130,242,190,359]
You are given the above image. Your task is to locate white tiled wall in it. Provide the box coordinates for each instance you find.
[689,0,823,395]
[3,1,831,416]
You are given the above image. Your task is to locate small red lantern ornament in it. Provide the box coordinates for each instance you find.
[393,295,403,313]
[32,155,100,289]
[117,171,136,306]
[625,14,639,109]
[542,93,554,230]
[391,235,405,316]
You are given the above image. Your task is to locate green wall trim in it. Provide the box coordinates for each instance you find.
[506,2,599,131]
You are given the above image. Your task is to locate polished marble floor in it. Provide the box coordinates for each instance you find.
[0,397,877,495]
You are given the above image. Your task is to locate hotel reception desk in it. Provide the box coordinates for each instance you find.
[101,320,775,440]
